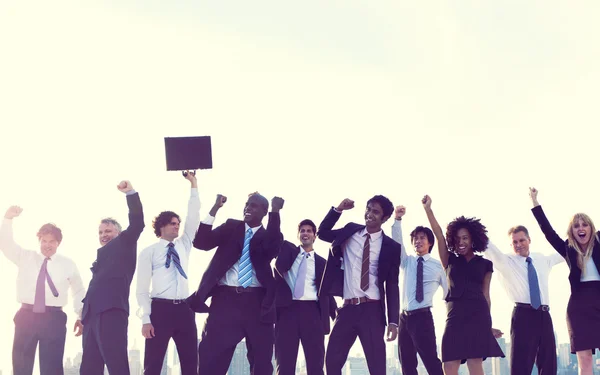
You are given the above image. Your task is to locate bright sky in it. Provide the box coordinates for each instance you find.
[1,0,600,373]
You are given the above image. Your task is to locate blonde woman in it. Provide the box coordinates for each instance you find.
[530,187,600,375]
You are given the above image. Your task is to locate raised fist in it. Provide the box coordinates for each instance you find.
[395,205,406,220]
[422,195,432,209]
[336,198,355,212]
[214,194,227,208]
[4,206,23,219]
[271,197,285,212]
[117,180,133,193]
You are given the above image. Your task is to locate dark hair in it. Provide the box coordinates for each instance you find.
[152,211,180,238]
[37,223,63,243]
[446,216,489,253]
[508,225,529,238]
[100,218,122,232]
[410,226,435,253]
[298,219,317,235]
[248,192,269,212]
[366,195,394,219]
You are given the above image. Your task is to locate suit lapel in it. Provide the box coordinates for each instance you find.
[315,254,325,282]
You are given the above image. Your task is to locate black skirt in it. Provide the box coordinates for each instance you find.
[441,298,504,363]
[567,281,600,353]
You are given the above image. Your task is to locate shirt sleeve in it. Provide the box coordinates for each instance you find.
[483,241,510,274]
[0,219,30,266]
[68,261,86,319]
[202,215,216,225]
[391,220,408,267]
[136,247,153,324]
[439,265,449,300]
[180,188,201,252]
[548,252,565,267]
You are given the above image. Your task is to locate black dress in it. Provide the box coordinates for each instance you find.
[441,254,505,363]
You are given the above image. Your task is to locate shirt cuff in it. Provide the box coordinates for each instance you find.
[389,322,399,327]
[190,187,198,196]
[333,207,342,214]
[142,315,151,325]
[202,215,215,225]
[126,190,137,196]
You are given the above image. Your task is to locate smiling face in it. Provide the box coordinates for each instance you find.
[39,234,60,257]
[571,218,592,248]
[98,223,120,247]
[298,224,316,250]
[510,231,531,257]
[454,227,474,256]
[411,231,431,256]
[243,195,268,227]
[364,202,389,232]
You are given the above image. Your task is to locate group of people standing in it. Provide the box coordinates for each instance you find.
[1,174,600,375]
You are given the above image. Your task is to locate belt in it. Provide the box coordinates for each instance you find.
[21,303,62,312]
[152,298,187,305]
[343,297,379,306]
[515,303,550,312]
[218,285,265,294]
[402,306,431,316]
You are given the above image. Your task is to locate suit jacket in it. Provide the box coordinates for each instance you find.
[317,208,401,325]
[187,212,283,323]
[533,205,600,294]
[274,240,337,334]
[82,192,145,322]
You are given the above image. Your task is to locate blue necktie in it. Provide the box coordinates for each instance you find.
[166,242,187,279]
[416,257,424,303]
[526,257,541,309]
[239,228,254,288]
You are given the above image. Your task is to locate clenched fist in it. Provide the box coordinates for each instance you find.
[4,206,23,219]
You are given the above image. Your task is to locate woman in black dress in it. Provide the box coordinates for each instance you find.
[423,195,504,375]
[530,187,600,375]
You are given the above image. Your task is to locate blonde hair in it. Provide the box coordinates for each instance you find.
[566,213,598,275]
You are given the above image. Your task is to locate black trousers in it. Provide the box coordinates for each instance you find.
[198,287,274,375]
[510,305,557,375]
[325,301,386,375]
[398,308,443,375]
[12,307,67,375]
[275,300,325,375]
[80,308,129,375]
[144,300,198,375]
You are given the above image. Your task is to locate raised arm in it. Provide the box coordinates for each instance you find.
[181,171,201,248]
[317,198,354,244]
[391,205,408,265]
[422,195,450,268]
[117,180,145,244]
[0,206,28,265]
[529,187,568,257]
[193,194,227,250]
[263,196,284,259]
[275,240,296,277]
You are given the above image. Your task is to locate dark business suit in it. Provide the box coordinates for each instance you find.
[318,208,401,375]
[80,192,144,375]
[187,212,282,375]
[274,240,337,375]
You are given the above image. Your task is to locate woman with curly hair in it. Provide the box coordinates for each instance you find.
[422,195,504,375]
[530,187,600,375]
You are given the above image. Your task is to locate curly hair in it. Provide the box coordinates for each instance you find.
[446,216,489,253]
[152,211,181,238]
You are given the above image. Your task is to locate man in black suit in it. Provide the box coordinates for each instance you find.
[80,180,145,375]
[187,192,284,375]
[274,219,337,375]
[318,195,401,375]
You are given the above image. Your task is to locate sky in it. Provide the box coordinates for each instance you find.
[1,0,600,372]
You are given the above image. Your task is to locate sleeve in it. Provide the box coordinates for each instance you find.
[391,220,408,267]
[119,192,145,245]
[263,212,284,259]
[317,208,344,244]
[439,265,449,300]
[0,218,30,266]
[180,188,201,253]
[483,242,511,275]
[385,242,401,325]
[68,260,86,320]
[135,247,153,324]
[548,252,566,267]
[193,219,229,251]
[484,258,494,274]
[531,205,568,258]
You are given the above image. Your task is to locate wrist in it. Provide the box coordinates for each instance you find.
[395,217,402,221]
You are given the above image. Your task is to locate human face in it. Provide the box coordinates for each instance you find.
[98,223,120,247]
[160,217,180,241]
[572,218,592,248]
[39,234,60,257]
[510,231,530,257]
[412,232,431,256]
[454,228,473,256]
[243,195,267,227]
[297,225,316,250]
[364,202,388,233]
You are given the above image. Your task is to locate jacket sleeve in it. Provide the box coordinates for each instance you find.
[263,212,284,260]
[193,220,230,251]
[275,241,296,277]
[385,241,401,325]
[317,208,344,244]
[531,205,568,258]
[119,192,145,245]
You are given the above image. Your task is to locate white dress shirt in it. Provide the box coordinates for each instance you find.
[484,242,564,306]
[391,220,448,312]
[283,247,318,301]
[136,188,200,324]
[342,227,382,300]
[581,256,600,282]
[201,215,263,288]
[0,219,86,318]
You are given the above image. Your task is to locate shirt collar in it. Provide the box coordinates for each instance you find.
[245,223,262,234]
[417,253,431,262]
[359,227,383,241]
[158,238,172,247]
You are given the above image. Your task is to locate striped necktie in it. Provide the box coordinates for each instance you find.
[166,242,187,279]
[239,228,254,288]
[361,233,371,291]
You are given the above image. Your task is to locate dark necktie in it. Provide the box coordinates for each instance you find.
[33,257,59,313]
[526,257,541,309]
[416,256,424,302]
[361,234,371,292]
[166,242,187,279]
